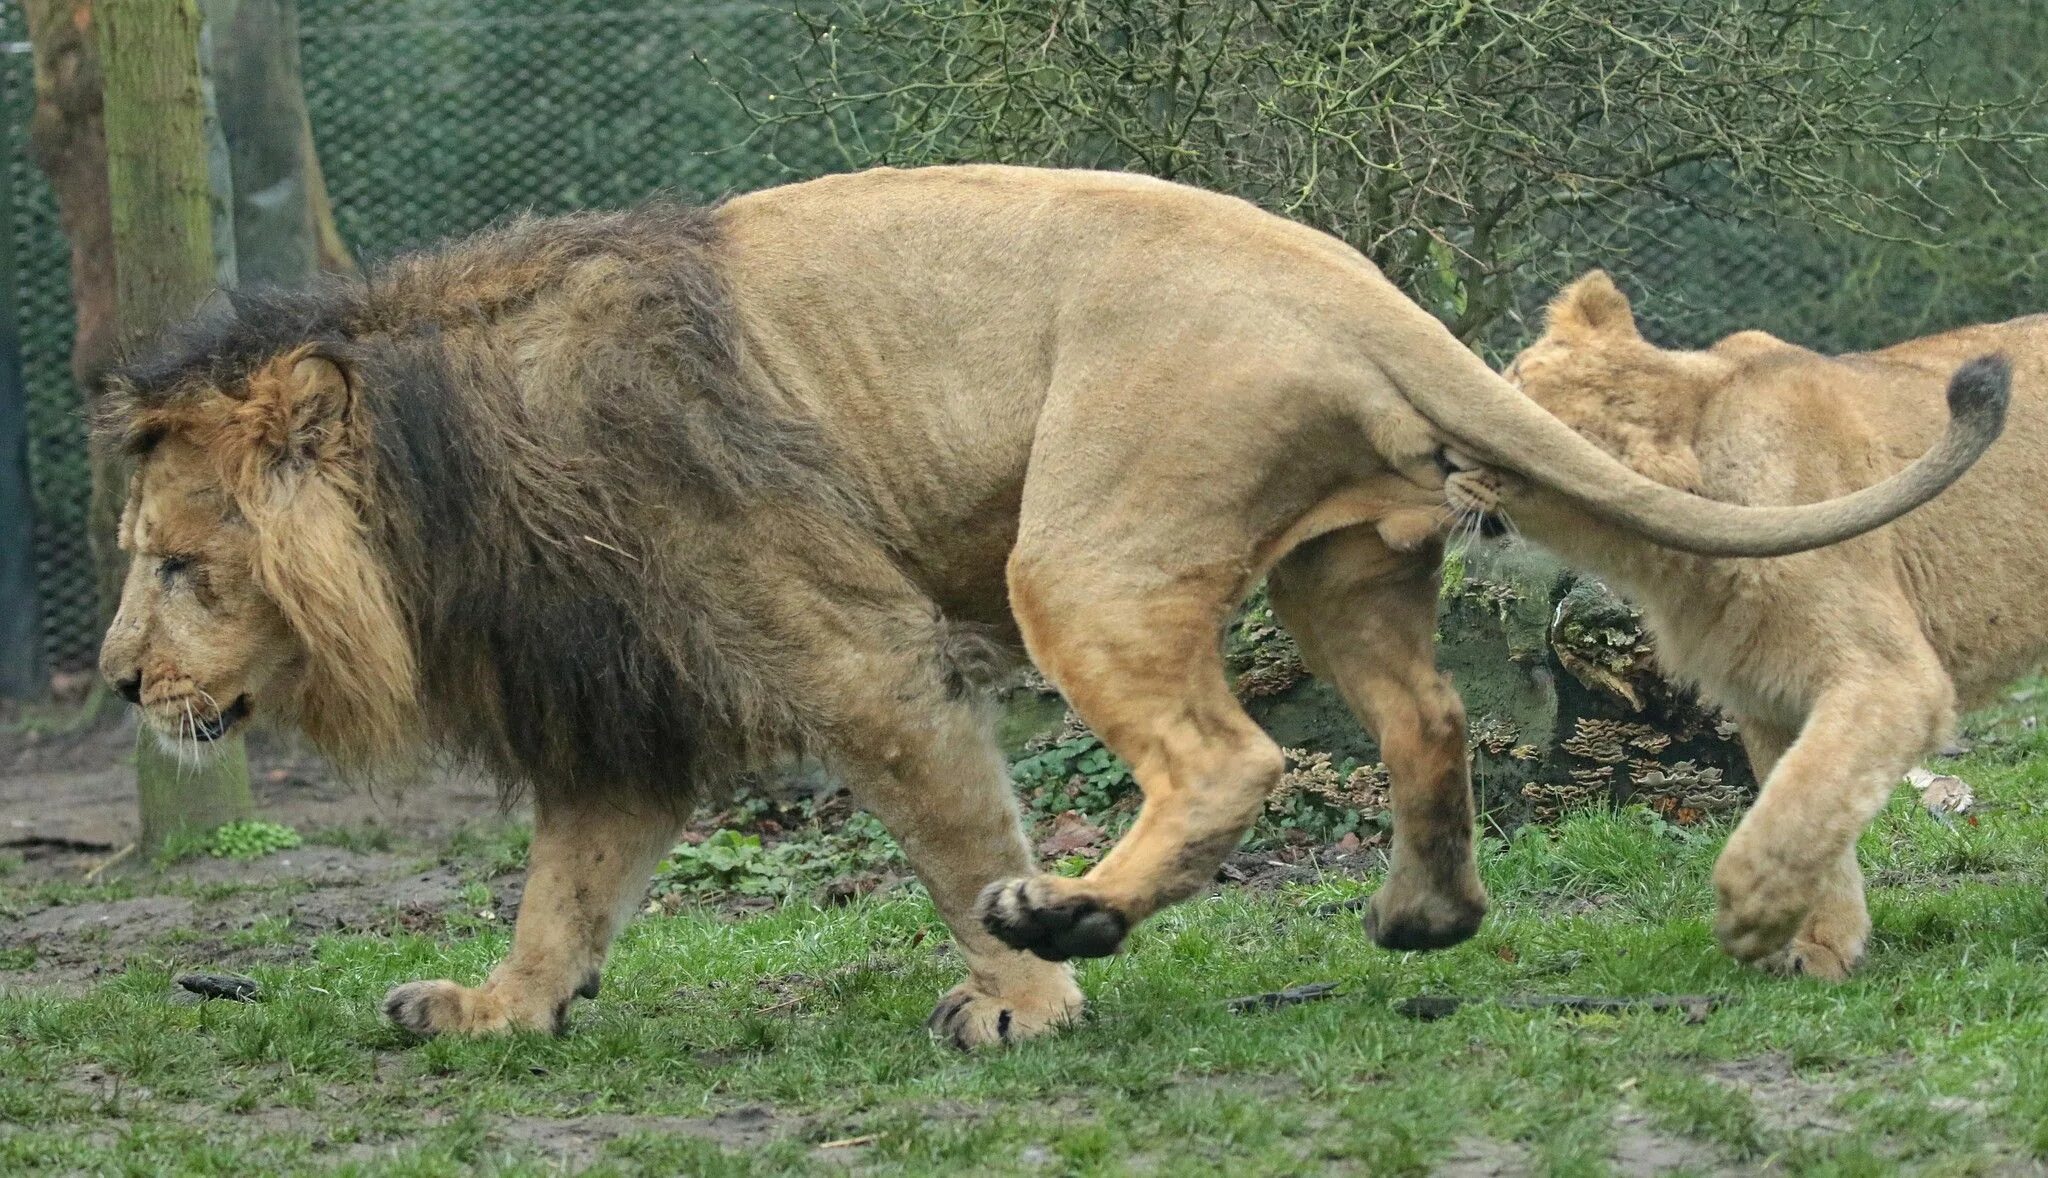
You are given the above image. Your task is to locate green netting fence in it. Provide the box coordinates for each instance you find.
[4,0,850,676]
[3,1,2041,679]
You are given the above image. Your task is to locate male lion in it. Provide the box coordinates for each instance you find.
[1443,271,2026,979]
[97,167,2001,1047]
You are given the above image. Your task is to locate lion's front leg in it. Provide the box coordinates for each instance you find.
[1713,664,1949,973]
[385,792,680,1037]
[831,680,1083,1050]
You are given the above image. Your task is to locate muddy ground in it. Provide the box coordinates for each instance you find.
[0,710,1378,995]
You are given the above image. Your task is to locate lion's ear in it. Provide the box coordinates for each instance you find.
[1547,271,1640,341]
[248,348,355,468]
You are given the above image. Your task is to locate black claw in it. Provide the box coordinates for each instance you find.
[927,993,970,1032]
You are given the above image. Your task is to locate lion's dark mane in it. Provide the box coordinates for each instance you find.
[109,204,878,805]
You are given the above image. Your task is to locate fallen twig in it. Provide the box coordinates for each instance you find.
[1396,993,1727,1024]
[1226,981,1340,1013]
[1312,896,1371,918]
[818,1134,880,1149]
[0,835,117,853]
[84,842,137,882]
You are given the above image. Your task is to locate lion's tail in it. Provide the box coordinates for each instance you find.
[1373,304,2008,558]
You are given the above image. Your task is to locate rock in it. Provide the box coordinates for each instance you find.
[174,972,260,1002]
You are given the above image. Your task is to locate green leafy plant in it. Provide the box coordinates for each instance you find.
[205,820,303,860]
[654,830,797,900]
[1012,735,1136,821]
[651,810,907,906]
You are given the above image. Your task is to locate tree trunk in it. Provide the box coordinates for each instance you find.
[96,0,253,851]
[22,0,351,660]
[203,0,353,281]
[21,0,126,640]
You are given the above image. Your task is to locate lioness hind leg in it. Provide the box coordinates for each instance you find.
[982,559,1283,962]
[831,684,1083,1050]
[385,793,680,1037]
[1268,527,1486,951]
[1714,659,1950,971]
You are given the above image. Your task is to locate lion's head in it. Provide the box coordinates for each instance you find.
[1498,270,1733,494]
[98,346,419,766]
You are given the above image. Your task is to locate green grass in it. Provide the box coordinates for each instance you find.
[3,704,2046,1174]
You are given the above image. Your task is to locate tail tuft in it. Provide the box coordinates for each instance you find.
[1947,353,2012,437]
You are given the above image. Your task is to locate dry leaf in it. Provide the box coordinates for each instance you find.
[1036,809,1104,857]
[1905,767,1974,823]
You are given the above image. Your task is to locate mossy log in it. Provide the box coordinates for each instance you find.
[999,541,1755,831]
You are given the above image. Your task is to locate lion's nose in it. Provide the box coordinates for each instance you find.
[112,674,142,705]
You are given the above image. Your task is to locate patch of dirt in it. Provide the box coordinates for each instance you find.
[1220,840,1388,890]
[1708,1054,1852,1136]
[0,851,525,990]
[1434,1136,1535,1177]
[492,1106,815,1168]
[4,895,201,986]
[1,811,535,994]
[0,713,508,853]
[0,702,534,991]
[1607,1103,1742,1177]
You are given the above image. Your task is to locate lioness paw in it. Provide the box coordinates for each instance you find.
[384,979,568,1038]
[926,975,1083,1050]
[1711,842,1813,966]
[976,876,1130,962]
[1754,935,1862,983]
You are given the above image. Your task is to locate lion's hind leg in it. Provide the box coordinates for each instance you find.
[1268,526,1487,951]
[385,792,680,1037]
[983,555,1285,962]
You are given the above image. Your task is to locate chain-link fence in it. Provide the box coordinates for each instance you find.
[4,1,2041,680]
[4,7,96,678]
[4,0,852,676]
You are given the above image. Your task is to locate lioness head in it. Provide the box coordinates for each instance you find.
[1498,270,1723,493]
[98,347,418,764]
[1446,271,1734,527]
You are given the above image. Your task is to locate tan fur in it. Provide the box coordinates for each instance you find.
[97,168,1993,1048]
[1449,271,2041,977]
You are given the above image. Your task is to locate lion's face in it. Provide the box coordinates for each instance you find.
[100,435,304,751]
[99,350,419,766]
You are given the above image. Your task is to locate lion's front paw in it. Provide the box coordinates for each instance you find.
[1711,838,1814,966]
[384,979,566,1038]
[1754,934,1861,982]
[1753,883,1869,982]
[926,974,1084,1050]
[976,876,1130,962]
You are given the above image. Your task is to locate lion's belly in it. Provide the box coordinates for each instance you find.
[895,479,1030,638]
